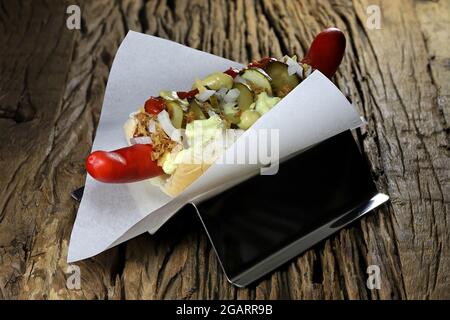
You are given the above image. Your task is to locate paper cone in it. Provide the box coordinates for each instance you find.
[67,31,363,262]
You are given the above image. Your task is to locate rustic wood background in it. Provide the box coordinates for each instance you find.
[0,0,448,299]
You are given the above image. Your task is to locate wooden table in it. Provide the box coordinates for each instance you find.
[0,0,448,299]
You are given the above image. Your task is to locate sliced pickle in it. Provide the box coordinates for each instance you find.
[192,78,207,92]
[223,103,240,124]
[202,72,234,90]
[166,101,184,129]
[188,100,206,120]
[241,69,272,95]
[233,82,254,112]
[265,61,300,97]
[183,100,207,127]
[209,94,219,108]
[238,110,261,130]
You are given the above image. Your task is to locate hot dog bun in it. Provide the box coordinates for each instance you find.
[163,162,210,197]
[123,117,137,145]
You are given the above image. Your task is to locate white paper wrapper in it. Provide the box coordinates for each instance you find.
[67,31,363,262]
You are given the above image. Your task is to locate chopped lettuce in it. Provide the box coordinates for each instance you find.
[161,115,227,173]
[185,114,225,146]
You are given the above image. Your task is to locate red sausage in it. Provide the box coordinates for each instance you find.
[86,144,163,183]
[301,27,346,78]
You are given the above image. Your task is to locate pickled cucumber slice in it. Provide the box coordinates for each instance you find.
[265,61,300,97]
[183,100,206,127]
[238,110,261,130]
[166,101,184,129]
[233,83,254,112]
[241,69,272,95]
[223,103,240,124]
[202,72,234,90]
[188,100,206,120]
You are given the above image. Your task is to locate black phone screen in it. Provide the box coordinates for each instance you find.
[196,130,380,284]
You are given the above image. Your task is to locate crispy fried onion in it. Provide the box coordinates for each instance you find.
[150,124,178,161]
[133,112,178,161]
[133,112,152,137]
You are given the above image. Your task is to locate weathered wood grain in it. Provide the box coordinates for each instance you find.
[0,0,448,299]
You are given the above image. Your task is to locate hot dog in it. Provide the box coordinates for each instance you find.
[86,28,346,196]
